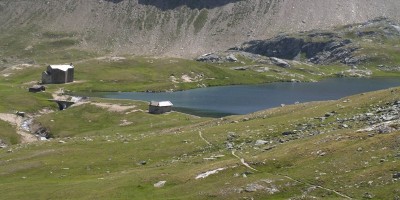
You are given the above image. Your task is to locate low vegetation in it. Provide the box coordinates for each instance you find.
[0,81,399,199]
[0,19,400,199]
[0,120,20,145]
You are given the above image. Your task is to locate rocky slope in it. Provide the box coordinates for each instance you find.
[1,0,400,57]
[231,18,400,65]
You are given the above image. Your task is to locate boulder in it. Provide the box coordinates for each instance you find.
[154,181,166,188]
[0,139,7,148]
[270,57,290,68]
[139,160,147,165]
[282,131,296,136]
[231,66,248,71]
[226,142,234,150]
[226,54,238,62]
[196,53,221,62]
[255,140,269,146]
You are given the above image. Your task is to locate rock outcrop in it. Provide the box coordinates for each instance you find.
[232,18,400,65]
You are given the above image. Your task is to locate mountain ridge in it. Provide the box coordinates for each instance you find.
[1,0,400,58]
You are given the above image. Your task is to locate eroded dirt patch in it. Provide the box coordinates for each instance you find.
[0,113,38,143]
[91,103,136,112]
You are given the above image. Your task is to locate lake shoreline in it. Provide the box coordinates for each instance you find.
[75,77,400,117]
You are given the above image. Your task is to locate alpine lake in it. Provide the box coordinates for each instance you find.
[79,77,400,117]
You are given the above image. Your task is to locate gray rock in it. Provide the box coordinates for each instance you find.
[231,66,248,71]
[154,180,166,188]
[196,53,221,62]
[226,142,234,150]
[382,115,397,121]
[235,33,357,66]
[324,111,336,117]
[227,132,237,141]
[255,140,269,146]
[245,183,264,192]
[377,125,393,134]
[282,131,296,136]
[139,160,147,165]
[0,139,7,149]
[226,54,238,62]
[363,192,374,199]
[270,57,290,68]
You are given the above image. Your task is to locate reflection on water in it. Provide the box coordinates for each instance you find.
[85,78,400,117]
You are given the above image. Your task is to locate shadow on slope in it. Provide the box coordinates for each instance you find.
[138,0,243,10]
[104,0,124,3]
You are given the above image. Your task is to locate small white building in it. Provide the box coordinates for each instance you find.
[42,64,74,84]
[149,101,173,114]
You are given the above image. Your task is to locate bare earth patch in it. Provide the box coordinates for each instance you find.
[91,103,136,112]
[181,74,193,82]
[95,56,126,62]
[119,119,133,126]
[0,113,38,143]
[11,64,35,70]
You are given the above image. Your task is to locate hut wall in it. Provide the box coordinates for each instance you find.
[149,106,172,114]
[42,71,52,84]
[51,69,68,84]
[66,68,74,83]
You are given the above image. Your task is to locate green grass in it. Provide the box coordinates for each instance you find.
[59,56,313,92]
[0,120,20,145]
[0,84,54,113]
[1,86,399,199]
[34,98,207,138]
[0,27,97,64]
[1,19,400,199]
[193,9,208,33]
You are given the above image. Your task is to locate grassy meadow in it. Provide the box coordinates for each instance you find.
[0,82,399,199]
[0,24,400,199]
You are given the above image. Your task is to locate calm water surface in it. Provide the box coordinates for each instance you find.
[89,78,400,117]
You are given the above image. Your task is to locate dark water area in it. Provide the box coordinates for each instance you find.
[84,78,400,117]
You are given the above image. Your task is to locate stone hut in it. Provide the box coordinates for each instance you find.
[28,85,46,93]
[149,101,173,114]
[42,64,74,84]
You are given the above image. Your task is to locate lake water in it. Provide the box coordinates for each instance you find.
[88,78,400,117]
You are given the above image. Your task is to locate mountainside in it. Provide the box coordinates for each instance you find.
[1,0,400,57]
[1,1,400,199]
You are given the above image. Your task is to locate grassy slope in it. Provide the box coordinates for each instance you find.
[0,21,400,199]
[0,120,20,145]
[0,86,399,199]
[63,56,336,93]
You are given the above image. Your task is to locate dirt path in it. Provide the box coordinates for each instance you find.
[281,174,352,199]
[231,150,259,172]
[198,131,211,145]
[0,113,38,143]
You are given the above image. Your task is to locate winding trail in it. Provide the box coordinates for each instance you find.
[198,131,258,172]
[198,131,211,145]
[231,150,258,172]
[281,174,352,199]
